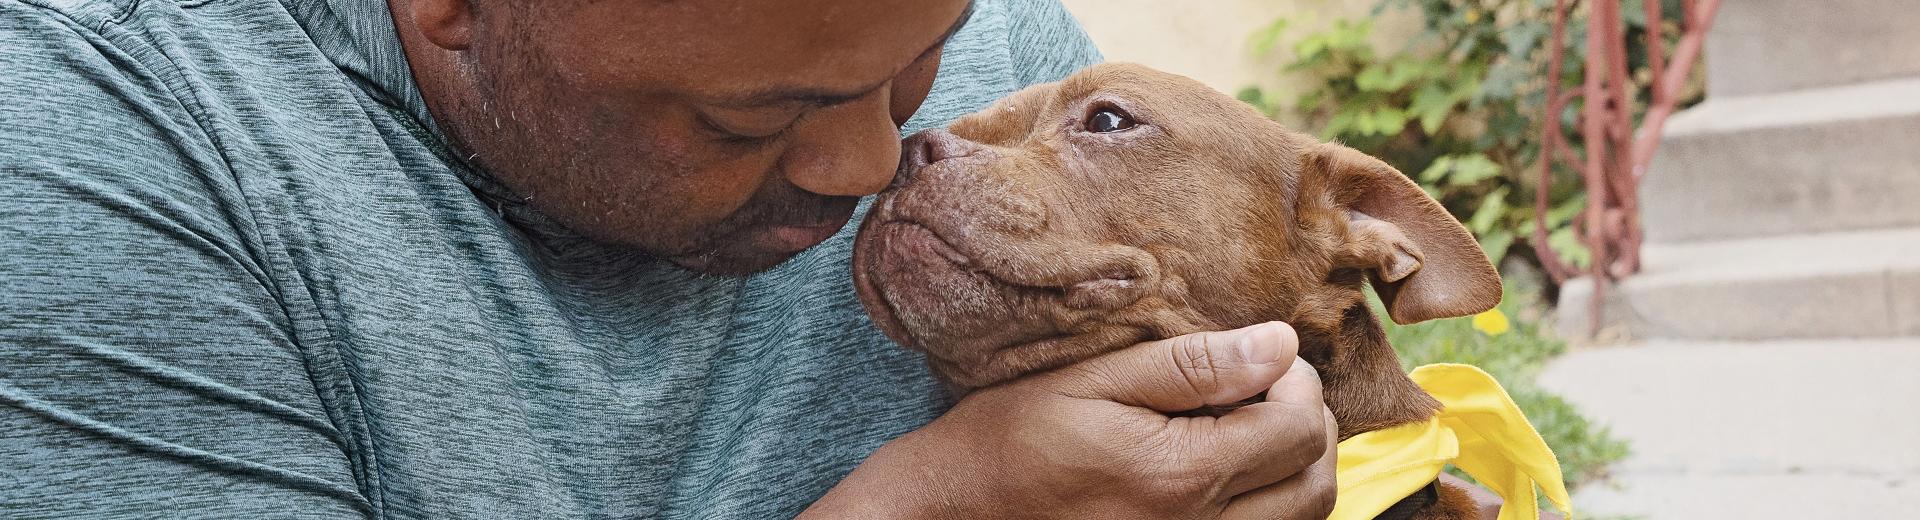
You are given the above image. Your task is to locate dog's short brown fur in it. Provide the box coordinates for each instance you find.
[851,63,1504,519]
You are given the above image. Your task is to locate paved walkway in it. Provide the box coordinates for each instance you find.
[1537,339,1920,519]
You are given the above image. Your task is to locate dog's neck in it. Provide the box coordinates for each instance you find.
[1294,301,1441,439]
[929,296,1442,440]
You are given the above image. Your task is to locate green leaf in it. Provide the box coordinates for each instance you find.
[1469,187,1511,235]
[1446,153,1504,187]
[1356,64,1391,92]
[1323,110,1357,139]
[1409,84,1459,134]
[1297,90,1328,113]
[1548,227,1591,269]
[1331,19,1375,50]
[1477,60,1526,102]
[1503,20,1548,59]
[1236,87,1266,108]
[1293,36,1328,63]
[1420,156,1456,184]
[1622,0,1648,27]
[1547,195,1585,227]
[1448,34,1480,62]
[1395,59,1441,89]
[1358,109,1379,136]
[1249,17,1291,56]
[1371,107,1408,134]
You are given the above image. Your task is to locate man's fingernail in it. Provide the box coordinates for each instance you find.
[1235,322,1285,364]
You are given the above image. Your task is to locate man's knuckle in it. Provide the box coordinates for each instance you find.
[1306,471,1338,517]
[1171,334,1223,395]
[1145,463,1213,501]
[1257,416,1325,472]
[1290,357,1322,384]
[1043,363,1099,393]
[1305,411,1332,452]
[1145,446,1233,499]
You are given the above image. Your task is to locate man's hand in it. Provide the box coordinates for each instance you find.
[802,322,1338,519]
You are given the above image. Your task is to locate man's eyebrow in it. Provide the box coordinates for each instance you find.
[720,0,974,109]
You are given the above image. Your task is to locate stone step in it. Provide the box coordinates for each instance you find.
[1556,227,1920,341]
[1641,76,1920,243]
[1706,0,1920,97]
[1537,339,1920,519]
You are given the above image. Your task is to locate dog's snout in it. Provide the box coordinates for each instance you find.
[895,129,983,187]
[916,129,981,163]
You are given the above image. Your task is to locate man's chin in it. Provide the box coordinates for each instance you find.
[656,200,857,276]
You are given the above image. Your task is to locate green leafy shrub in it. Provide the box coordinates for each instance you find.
[1241,0,1698,274]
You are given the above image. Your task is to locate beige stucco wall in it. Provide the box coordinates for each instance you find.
[1061,0,1419,116]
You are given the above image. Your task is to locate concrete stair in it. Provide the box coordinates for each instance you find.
[1639,77,1920,243]
[1558,228,1920,340]
[1706,0,1920,98]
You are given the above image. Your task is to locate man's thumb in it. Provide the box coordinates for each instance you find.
[1053,322,1300,412]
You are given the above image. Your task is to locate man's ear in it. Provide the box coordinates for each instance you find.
[1306,142,1502,324]
[393,0,477,51]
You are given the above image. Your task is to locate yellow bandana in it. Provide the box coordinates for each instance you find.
[1329,364,1574,520]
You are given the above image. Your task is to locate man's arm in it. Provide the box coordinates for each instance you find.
[0,4,369,517]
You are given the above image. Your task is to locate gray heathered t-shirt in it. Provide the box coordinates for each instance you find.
[0,0,1101,517]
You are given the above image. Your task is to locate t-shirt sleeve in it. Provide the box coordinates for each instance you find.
[0,3,370,517]
[1005,0,1105,87]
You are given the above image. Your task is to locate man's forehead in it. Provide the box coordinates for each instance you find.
[576,0,970,109]
[707,0,973,109]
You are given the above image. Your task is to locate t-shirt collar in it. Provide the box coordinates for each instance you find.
[280,0,442,143]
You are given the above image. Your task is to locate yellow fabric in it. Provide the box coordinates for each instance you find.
[1328,364,1573,520]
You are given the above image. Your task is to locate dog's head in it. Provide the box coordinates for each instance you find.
[852,63,1500,432]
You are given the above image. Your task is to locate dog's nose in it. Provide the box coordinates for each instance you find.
[895,129,981,187]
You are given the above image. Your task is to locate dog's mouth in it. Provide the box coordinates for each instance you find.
[851,146,1176,388]
[852,215,1067,359]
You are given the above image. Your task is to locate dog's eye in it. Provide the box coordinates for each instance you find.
[1086,108,1137,133]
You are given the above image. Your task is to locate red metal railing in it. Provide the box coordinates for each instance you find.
[1534,0,1722,335]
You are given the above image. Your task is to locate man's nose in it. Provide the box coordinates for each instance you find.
[895,129,983,187]
[782,89,900,197]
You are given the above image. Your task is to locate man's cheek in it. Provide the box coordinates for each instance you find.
[671,154,782,221]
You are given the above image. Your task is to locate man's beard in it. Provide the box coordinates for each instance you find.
[657,178,863,275]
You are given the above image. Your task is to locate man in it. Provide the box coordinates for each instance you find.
[0,0,1337,517]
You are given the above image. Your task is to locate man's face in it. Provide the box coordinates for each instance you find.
[440,0,970,274]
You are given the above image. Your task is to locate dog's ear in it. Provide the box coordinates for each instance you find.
[1304,142,1502,324]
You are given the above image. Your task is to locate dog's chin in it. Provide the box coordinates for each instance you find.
[852,218,1063,365]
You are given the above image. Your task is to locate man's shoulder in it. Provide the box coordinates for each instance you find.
[3,0,137,30]
[1,0,273,60]
[0,0,359,146]
[1,0,215,186]
[994,0,1102,86]
[0,0,161,85]
[1,0,464,293]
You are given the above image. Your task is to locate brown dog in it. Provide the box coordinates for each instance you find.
[851,63,1505,519]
